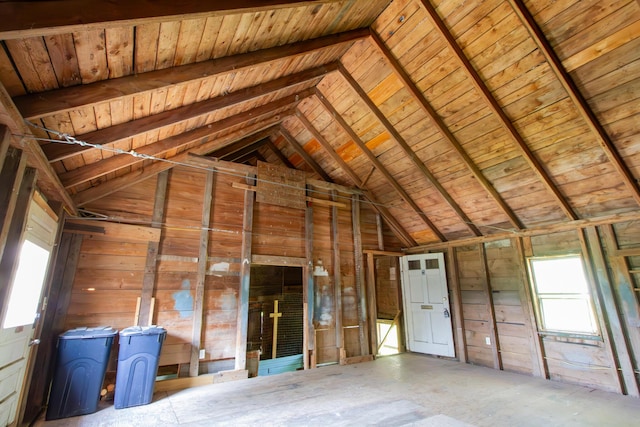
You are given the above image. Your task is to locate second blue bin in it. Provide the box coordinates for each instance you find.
[114,326,166,409]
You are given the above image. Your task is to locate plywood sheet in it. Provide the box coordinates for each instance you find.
[256,161,306,210]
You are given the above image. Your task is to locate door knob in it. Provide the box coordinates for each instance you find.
[29,339,40,346]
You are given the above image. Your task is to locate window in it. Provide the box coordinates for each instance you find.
[3,239,52,328]
[528,255,598,336]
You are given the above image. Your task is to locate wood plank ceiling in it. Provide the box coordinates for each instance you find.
[1,0,639,247]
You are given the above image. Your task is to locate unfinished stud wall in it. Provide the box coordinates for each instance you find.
[56,165,385,375]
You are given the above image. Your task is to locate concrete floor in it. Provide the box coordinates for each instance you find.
[35,353,640,426]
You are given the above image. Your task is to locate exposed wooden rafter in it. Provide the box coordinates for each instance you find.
[337,63,482,237]
[0,0,347,39]
[207,129,277,160]
[59,97,298,189]
[279,126,334,182]
[295,105,416,248]
[368,31,523,231]
[72,117,285,206]
[507,0,640,207]
[13,28,370,120]
[418,0,578,221]
[314,87,447,242]
[266,140,296,169]
[0,83,76,213]
[44,64,338,163]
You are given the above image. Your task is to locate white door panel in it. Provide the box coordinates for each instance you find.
[401,253,454,357]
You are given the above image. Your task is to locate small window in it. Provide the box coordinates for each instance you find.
[3,239,51,328]
[425,259,439,269]
[407,260,421,270]
[528,255,598,336]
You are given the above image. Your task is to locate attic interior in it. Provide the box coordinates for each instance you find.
[1,0,640,425]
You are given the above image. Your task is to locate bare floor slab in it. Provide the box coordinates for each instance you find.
[36,353,640,426]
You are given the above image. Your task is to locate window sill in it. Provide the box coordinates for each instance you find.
[538,330,603,343]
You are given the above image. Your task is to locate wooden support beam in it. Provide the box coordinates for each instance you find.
[138,170,168,326]
[14,28,368,118]
[44,62,336,163]
[578,229,625,394]
[368,33,523,230]
[375,213,384,251]
[0,85,76,213]
[508,0,640,207]
[338,64,481,237]
[279,126,333,182]
[479,244,502,371]
[266,140,296,169]
[190,170,215,377]
[0,168,36,312]
[407,210,640,252]
[366,253,378,355]
[314,88,446,241]
[352,194,369,356]
[0,0,349,39]
[222,139,270,163]
[601,225,640,381]
[235,174,255,371]
[331,190,344,350]
[58,100,295,189]
[514,237,547,379]
[583,227,639,396]
[418,0,577,221]
[251,254,306,267]
[0,125,10,169]
[304,186,315,364]
[72,117,284,206]
[0,146,26,262]
[446,248,467,363]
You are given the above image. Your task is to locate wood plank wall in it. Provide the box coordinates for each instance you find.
[57,165,384,376]
[449,224,640,394]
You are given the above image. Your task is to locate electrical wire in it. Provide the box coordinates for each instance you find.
[21,121,519,234]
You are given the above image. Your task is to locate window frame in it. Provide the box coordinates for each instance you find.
[527,254,600,338]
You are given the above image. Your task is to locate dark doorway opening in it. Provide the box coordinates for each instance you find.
[248,265,303,375]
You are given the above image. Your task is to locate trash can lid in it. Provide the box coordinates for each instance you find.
[119,325,166,336]
[60,326,118,339]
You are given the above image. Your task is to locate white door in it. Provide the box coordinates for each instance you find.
[0,197,57,426]
[400,253,455,357]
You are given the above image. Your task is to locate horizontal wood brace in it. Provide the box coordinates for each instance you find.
[251,254,307,267]
[231,182,346,208]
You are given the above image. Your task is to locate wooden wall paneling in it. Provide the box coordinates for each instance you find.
[584,226,639,396]
[189,170,214,377]
[234,173,255,371]
[138,169,168,326]
[417,0,578,222]
[352,194,369,356]
[337,63,481,238]
[305,185,315,367]
[266,139,295,169]
[446,247,467,363]
[332,190,344,350]
[514,237,547,378]
[0,146,26,262]
[314,87,445,241]
[507,0,640,207]
[479,243,502,371]
[0,167,36,315]
[601,224,640,385]
[368,32,523,231]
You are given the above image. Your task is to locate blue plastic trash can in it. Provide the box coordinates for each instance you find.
[46,326,117,420]
[114,326,166,409]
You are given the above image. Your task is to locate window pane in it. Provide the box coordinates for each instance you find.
[540,298,597,334]
[531,257,588,294]
[408,260,421,270]
[3,240,51,328]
